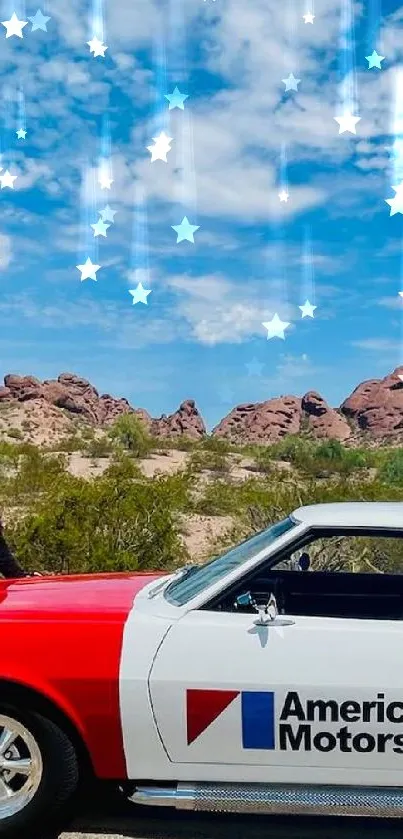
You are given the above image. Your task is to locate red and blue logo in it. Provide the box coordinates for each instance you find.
[186,689,275,749]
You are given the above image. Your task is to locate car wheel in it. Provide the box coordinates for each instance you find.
[0,705,79,838]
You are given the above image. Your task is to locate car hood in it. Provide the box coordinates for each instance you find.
[0,571,168,620]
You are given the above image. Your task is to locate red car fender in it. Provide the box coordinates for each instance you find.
[1,617,128,778]
[0,572,165,779]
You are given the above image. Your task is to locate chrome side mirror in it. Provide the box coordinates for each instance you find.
[252,592,278,625]
[235,591,278,625]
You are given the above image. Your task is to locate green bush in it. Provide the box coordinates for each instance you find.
[379,449,403,486]
[199,436,232,454]
[52,435,84,453]
[7,465,191,575]
[6,448,67,500]
[85,436,114,458]
[188,450,231,475]
[109,414,152,458]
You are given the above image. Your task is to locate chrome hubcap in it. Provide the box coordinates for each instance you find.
[0,715,43,819]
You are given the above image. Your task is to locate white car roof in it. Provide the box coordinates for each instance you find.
[292,502,403,529]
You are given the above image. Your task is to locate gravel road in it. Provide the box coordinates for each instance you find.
[61,805,403,839]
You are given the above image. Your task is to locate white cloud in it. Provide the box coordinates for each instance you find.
[0,234,12,270]
[351,338,402,351]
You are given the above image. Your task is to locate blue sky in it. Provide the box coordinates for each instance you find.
[1,0,403,431]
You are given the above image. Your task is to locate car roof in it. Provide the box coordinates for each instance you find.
[291,502,403,529]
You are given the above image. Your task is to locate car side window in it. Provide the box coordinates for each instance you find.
[206,534,403,621]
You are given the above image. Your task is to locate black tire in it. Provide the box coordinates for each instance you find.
[0,704,79,839]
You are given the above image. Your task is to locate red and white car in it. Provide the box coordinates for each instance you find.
[2,501,403,837]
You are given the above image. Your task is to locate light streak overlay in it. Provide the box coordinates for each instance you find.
[98,112,113,188]
[78,160,99,264]
[4,0,26,20]
[17,87,26,133]
[168,0,187,85]
[338,0,358,114]
[176,107,197,218]
[367,0,381,53]
[302,225,315,304]
[90,0,104,42]
[279,142,289,194]
[131,182,150,288]
[153,13,169,134]
[391,69,403,188]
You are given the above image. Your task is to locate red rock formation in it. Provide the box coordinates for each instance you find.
[4,374,42,401]
[212,396,302,443]
[151,399,206,439]
[3,366,403,445]
[340,366,403,438]
[0,373,206,441]
[301,391,351,441]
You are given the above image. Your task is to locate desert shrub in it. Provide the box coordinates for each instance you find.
[157,436,197,452]
[199,436,232,454]
[188,450,231,475]
[51,435,84,453]
[4,447,67,502]
[269,435,314,463]
[109,414,152,458]
[379,449,403,486]
[7,465,191,575]
[85,436,114,458]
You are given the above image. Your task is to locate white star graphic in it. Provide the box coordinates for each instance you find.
[278,189,289,202]
[262,314,290,340]
[0,170,17,189]
[303,12,315,23]
[16,128,26,139]
[87,36,107,57]
[386,184,403,216]
[98,173,113,190]
[76,257,101,282]
[91,218,110,237]
[299,299,317,318]
[147,131,173,163]
[334,112,361,134]
[129,283,152,304]
[2,12,27,37]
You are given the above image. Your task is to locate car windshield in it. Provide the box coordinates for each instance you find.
[164,516,296,606]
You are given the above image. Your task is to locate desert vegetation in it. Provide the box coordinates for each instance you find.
[0,415,403,576]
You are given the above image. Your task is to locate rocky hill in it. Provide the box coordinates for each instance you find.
[1,367,403,446]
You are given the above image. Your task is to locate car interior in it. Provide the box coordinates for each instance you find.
[204,533,403,621]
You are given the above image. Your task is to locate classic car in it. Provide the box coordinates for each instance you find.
[2,501,403,837]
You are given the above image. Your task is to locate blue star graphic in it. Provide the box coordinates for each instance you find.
[282,73,301,92]
[365,50,385,69]
[99,205,117,223]
[91,218,110,238]
[16,128,26,139]
[28,9,50,31]
[129,283,152,305]
[171,216,200,243]
[245,358,264,376]
[164,86,189,110]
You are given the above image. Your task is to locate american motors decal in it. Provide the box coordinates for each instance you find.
[186,689,403,754]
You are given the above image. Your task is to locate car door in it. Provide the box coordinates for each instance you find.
[149,604,403,785]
